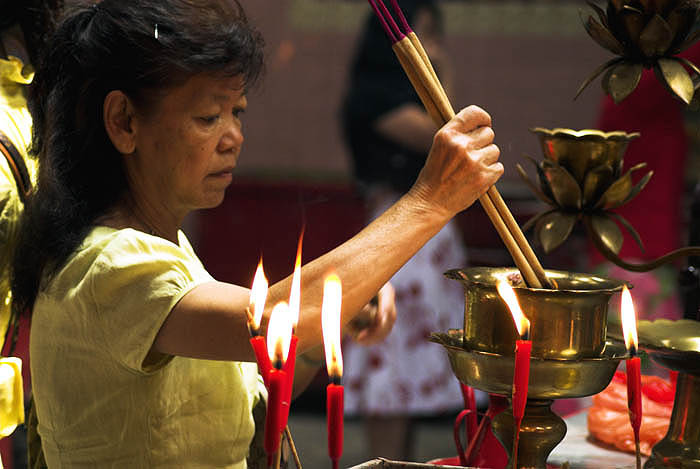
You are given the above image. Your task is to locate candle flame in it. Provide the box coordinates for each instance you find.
[267,302,293,366]
[289,230,304,331]
[249,258,268,331]
[497,280,530,340]
[321,273,343,378]
[620,285,639,353]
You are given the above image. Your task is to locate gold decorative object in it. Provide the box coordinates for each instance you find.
[609,318,700,468]
[445,267,627,359]
[517,128,700,271]
[517,127,652,256]
[577,0,700,104]
[431,330,628,469]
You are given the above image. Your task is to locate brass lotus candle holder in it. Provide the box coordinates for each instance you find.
[433,267,629,469]
[577,0,700,104]
[517,127,649,256]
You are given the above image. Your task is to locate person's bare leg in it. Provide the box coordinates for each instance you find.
[365,416,414,461]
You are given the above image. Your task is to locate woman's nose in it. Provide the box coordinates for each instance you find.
[218,121,244,153]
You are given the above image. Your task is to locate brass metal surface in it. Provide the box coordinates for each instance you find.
[578,1,700,104]
[645,372,700,469]
[607,319,700,468]
[430,330,628,399]
[445,267,627,359]
[491,400,567,469]
[531,128,637,186]
[609,318,700,375]
[518,128,652,256]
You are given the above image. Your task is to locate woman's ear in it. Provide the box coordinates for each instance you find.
[103,90,137,154]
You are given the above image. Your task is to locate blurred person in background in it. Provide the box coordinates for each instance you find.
[341,0,474,461]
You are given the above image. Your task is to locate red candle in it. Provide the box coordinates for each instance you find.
[626,355,642,433]
[263,302,293,464]
[497,279,532,469]
[264,366,286,465]
[327,382,344,469]
[460,384,478,441]
[247,259,271,385]
[322,274,344,469]
[250,335,272,387]
[281,334,298,430]
[512,338,532,423]
[621,286,642,469]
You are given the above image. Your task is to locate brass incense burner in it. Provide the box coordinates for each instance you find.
[445,267,627,359]
[434,267,630,469]
[610,318,700,469]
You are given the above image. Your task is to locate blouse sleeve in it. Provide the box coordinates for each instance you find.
[87,231,214,375]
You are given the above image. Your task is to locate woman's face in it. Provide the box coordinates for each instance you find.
[128,73,247,217]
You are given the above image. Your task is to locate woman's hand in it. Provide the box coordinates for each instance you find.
[345,282,397,346]
[409,105,503,219]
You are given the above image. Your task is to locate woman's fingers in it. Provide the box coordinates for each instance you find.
[412,105,503,216]
[351,282,397,346]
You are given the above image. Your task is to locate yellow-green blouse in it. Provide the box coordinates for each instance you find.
[31,227,262,468]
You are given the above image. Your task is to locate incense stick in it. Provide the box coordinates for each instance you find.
[369,0,550,289]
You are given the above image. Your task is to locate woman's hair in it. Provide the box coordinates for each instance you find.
[12,0,265,314]
[0,0,65,66]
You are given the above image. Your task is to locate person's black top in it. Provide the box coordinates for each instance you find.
[341,0,440,194]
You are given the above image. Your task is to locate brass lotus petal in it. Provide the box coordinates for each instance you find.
[610,0,626,13]
[530,156,557,202]
[542,163,582,210]
[638,14,674,57]
[535,211,578,254]
[666,4,698,50]
[655,57,695,103]
[602,65,614,96]
[610,211,646,252]
[530,128,639,184]
[675,27,700,54]
[586,0,610,28]
[590,213,624,255]
[620,7,646,46]
[517,162,554,206]
[607,61,643,103]
[583,164,615,208]
[621,168,653,207]
[595,163,648,209]
[678,57,700,79]
[522,209,556,233]
[575,57,625,100]
[585,14,626,55]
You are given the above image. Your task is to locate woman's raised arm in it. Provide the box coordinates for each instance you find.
[153,105,502,362]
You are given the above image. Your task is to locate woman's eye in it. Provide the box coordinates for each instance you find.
[199,115,220,125]
[233,108,246,119]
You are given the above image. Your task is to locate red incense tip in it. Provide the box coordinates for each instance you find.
[375,0,405,40]
[368,0,397,43]
[389,0,412,33]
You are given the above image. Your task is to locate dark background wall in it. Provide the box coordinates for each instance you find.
[233,0,609,183]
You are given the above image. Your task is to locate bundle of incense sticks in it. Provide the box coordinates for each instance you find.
[368,0,552,289]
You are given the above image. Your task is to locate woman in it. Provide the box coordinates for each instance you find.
[12,0,503,467]
[341,0,468,460]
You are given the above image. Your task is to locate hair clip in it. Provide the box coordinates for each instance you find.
[154,24,159,40]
